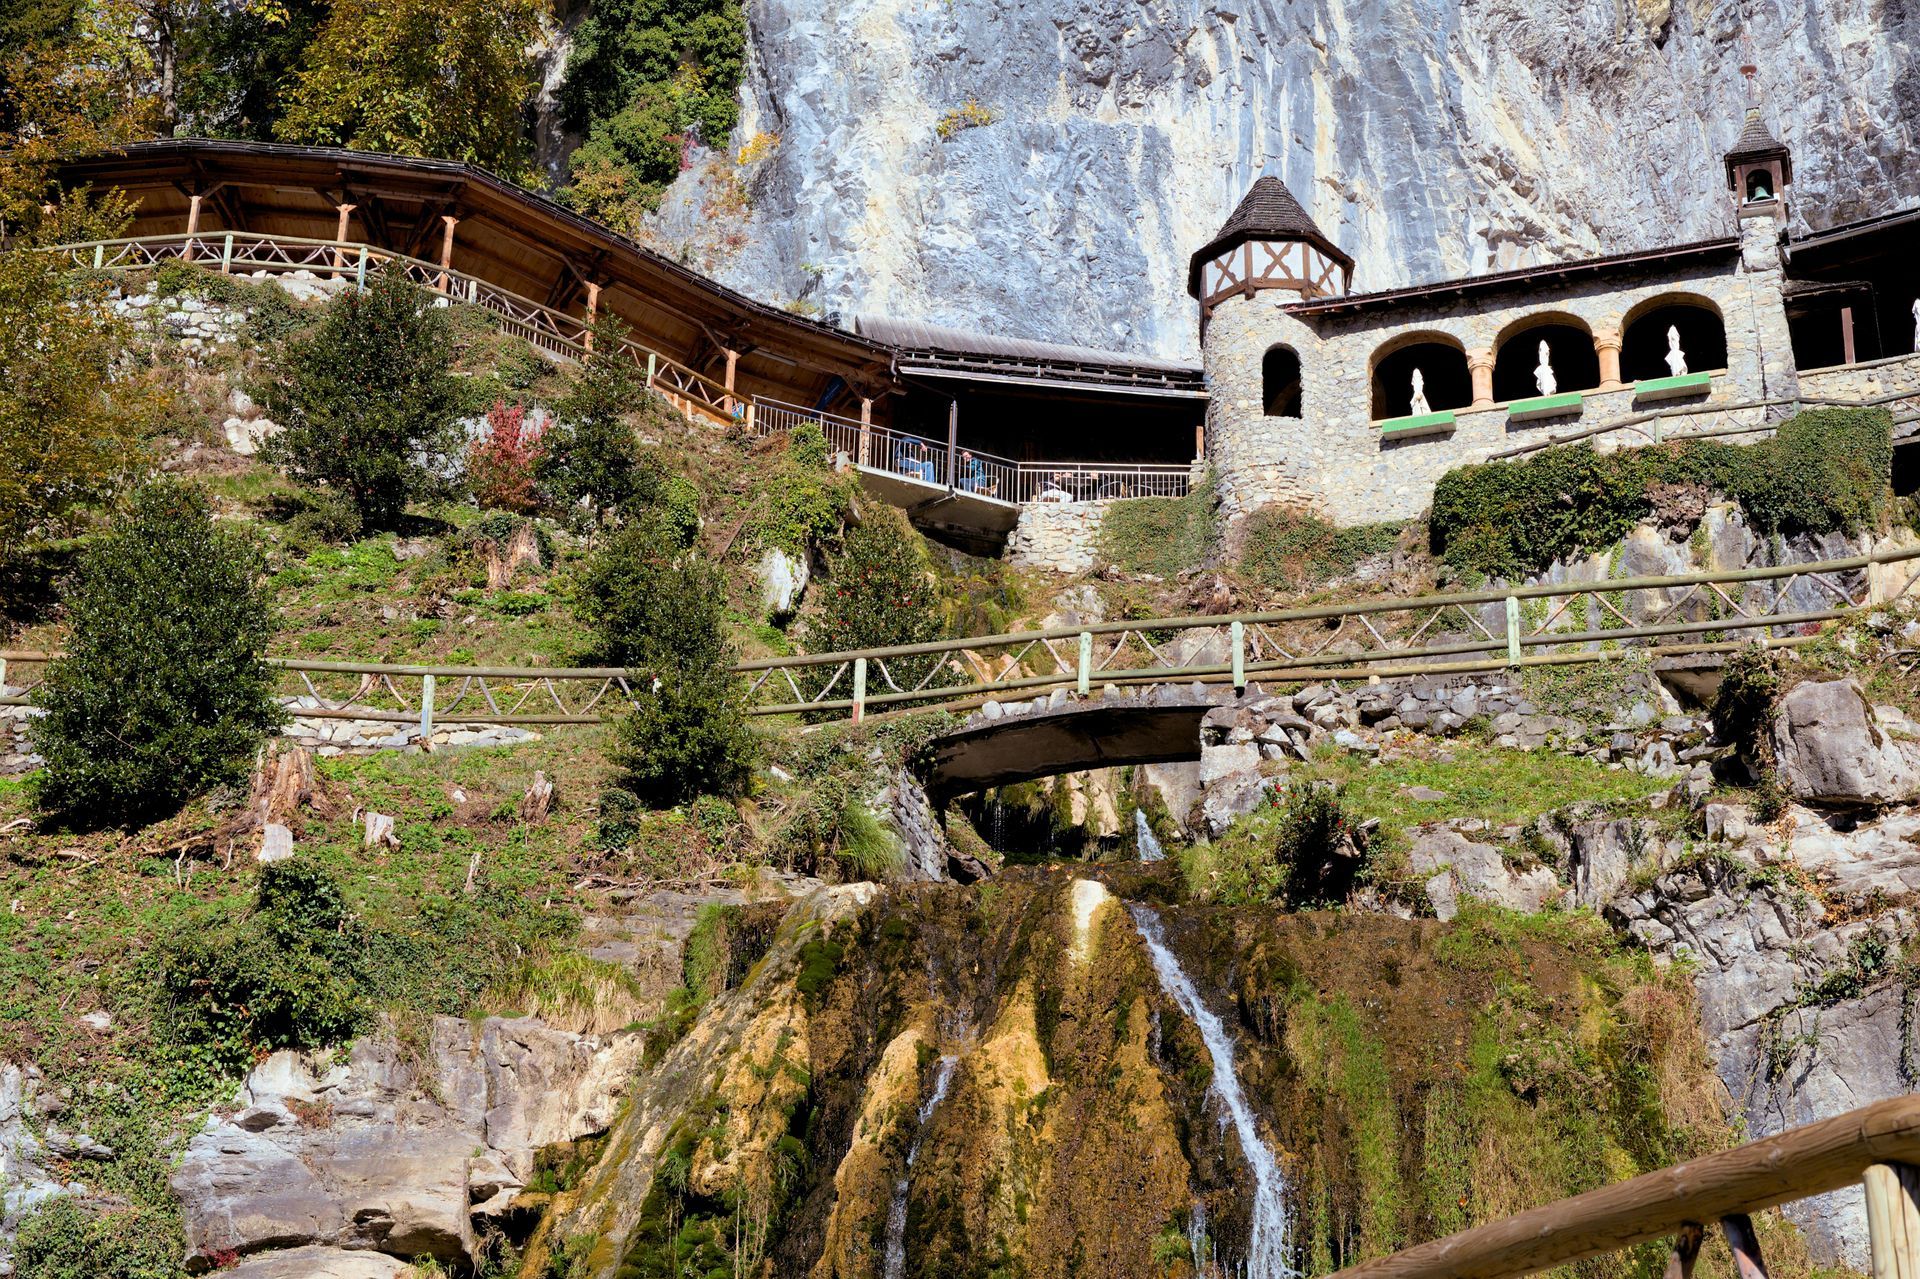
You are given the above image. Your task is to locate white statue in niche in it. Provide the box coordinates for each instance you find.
[1665,325,1688,377]
[1534,340,1557,396]
[1409,368,1430,415]
[1911,296,1919,349]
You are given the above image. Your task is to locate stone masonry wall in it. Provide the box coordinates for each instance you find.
[1204,211,1801,528]
[1006,502,1107,574]
[1798,351,1920,403]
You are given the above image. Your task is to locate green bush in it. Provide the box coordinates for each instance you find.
[281,485,365,546]
[1431,408,1893,580]
[754,424,853,557]
[12,1199,181,1279]
[263,268,461,529]
[538,317,658,524]
[1096,474,1218,577]
[158,860,370,1072]
[32,483,284,825]
[803,504,950,707]
[583,518,756,805]
[1237,505,1403,592]
[1183,781,1364,907]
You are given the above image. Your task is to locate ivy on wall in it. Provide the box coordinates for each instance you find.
[1430,408,1893,581]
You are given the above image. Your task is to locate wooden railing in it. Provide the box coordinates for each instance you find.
[47,232,743,426]
[6,543,1915,730]
[1326,1094,1920,1279]
[755,397,1194,505]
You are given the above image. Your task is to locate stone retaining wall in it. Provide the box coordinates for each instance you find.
[1006,502,1106,573]
[1798,351,1920,403]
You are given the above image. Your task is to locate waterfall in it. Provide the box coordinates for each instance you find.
[1136,810,1165,862]
[882,1054,958,1279]
[1128,904,1296,1278]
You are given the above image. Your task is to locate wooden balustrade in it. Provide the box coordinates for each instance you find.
[1325,1096,1920,1279]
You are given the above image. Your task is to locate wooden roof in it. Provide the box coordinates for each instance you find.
[1186,175,1355,297]
[56,139,898,413]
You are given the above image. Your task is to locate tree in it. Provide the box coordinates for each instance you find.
[274,0,544,178]
[264,268,461,529]
[32,483,284,824]
[0,195,152,563]
[467,400,545,513]
[805,504,951,700]
[538,316,656,523]
[582,515,755,806]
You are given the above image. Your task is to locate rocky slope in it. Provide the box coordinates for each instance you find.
[649,0,1918,359]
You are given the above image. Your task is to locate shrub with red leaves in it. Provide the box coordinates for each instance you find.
[467,400,545,513]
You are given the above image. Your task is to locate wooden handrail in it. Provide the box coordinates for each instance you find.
[1327,1095,1920,1279]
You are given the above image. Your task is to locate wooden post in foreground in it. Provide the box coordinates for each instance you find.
[184,192,204,260]
[1664,1223,1704,1279]
[331,203,356,271]
[1721,1213,1771,1279]
[1865,1163,1920,1279]
[859,397,873,467]
[723,347,739,417]
[946,399,959,489]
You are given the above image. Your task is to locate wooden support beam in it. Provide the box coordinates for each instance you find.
[858,397,873,467]
[946,398,959,488]
[1866,1163,1920,1279]
[332,203,357,270]
[1720,1214,1770,1279]
[1841,306,1858,366]
[436,214,457,291]
[184,192,203,260]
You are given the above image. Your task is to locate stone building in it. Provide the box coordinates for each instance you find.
[1193,100,1911,529]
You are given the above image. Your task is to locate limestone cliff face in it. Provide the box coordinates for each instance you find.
[647,0,1918,360]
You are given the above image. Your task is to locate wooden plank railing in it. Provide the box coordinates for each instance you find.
[45,232,742,427]
[6,543,1917,729]
[1324,1094,1920,1279]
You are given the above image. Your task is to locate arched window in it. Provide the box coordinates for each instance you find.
[1263,345,1302,417]
[1371,337,1471,419]
[1492,320,1599,403]
[1621,301,1727,382]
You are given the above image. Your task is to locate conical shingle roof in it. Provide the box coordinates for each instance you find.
[1187,175,1353,298]
[1725,107,1788,164]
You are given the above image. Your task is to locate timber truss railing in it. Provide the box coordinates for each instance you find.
[753,398,1195,504]
[1490,385,1920,461]
[45,232,743,426]
[6,544,1918,732]
[1322,1093,1920,1279]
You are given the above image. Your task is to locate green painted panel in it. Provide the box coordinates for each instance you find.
[1379,409,1457,436]
[1507,392,1584,421]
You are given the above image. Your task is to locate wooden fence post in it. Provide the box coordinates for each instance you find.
[355,244,368,293]
[1721,1213,1771,1279]
[1231,620,1246,692]
[852,658,867,726]
[221,232,234,274]
[645,353,657,389]
[1077,632,1092,697]
[419,673,436,747]
[1664,1223,1704,1279]
[92,244,104,269]
[1865,1163,1920,1279]
[1505,596,1522,665]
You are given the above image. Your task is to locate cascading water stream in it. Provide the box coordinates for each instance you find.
[1128,903,1296,1278]
[1136,810,1165,862]
[882,1054,959,1279]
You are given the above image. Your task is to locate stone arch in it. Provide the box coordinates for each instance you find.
[1262,344,1302,417]
[1493,311,1598,403]
[1369,330,1472,419]
[1620,293,1728,382]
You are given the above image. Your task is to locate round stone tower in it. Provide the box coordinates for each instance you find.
[1189,175,1354,527]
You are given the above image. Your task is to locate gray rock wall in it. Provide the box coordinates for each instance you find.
[649,0,1918,361]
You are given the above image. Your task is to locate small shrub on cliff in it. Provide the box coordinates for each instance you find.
[803,503,950,709]
[264,269,461,529]
[467,399,546,513]
[583,519,756,805]
[11,1199,179,1279]
[33,483,283,825]
[538,316,657,524]
[1236,506,1404,592]
[754,423,853,557]
[159,859,370,1070]
[1712,643,1786,815]
[1183,780,1366,907]
[1097,475,1218,577]
[1431,408,1893,580]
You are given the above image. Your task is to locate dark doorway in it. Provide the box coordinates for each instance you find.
[1493,323,1598,403]
[1263,345,1302,417]
[1372,341,1472,418]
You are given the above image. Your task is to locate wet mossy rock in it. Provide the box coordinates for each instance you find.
[527,872,1725,1279]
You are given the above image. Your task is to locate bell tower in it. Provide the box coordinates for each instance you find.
[1187,175,1354,330]
[1723,64,1792,220]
